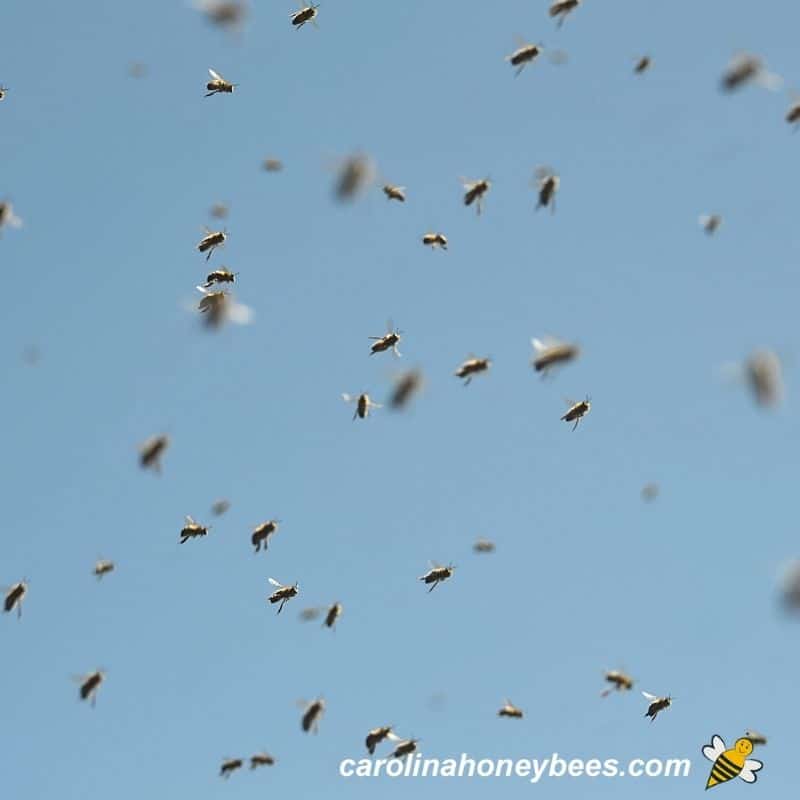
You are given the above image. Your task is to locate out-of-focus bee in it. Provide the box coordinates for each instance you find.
[506,42,542,76]
[549,0,581,27]
[196,287,254,329]
[263,158,283,172]
[299,607,322,622]
[699,213,722,235]
[369,322,402,357]
[220,758,243,778]
[745,350,783,408]
[205,68,236,97]
[383,184,406,202]
[389,369,424,410]
[745,730,767,747]
[211,499,231,516]
[323,602,342,629]
[93,560,115,579]
[342,392,381,420]
[419,562,454,592]
[0,200,23,232]
[252,520,279,553]
[250,752,276,768]
[641,483,659,502]
[195,1,247,31]
[642,691,672,722]
[301,698,325,733]
[422,232,448,250]
[531,337,580,375]
[391,738,420,759]
[561,397,590,430]
[720,53,782,93]
[199,268,237,289]
[454,356,491,386]
[268,577,299,613]
[461,177,491,215]
[601,670,634,697]
[197,227,226,260]
[210,203,229,219]
[634,56,651,74]
[781,560,800,612]
[180,516,209,544]
[3,580,27,618]
[473,538,495,553]
[786,96,800,128]
[334,154,376,201]
[291,3,319,29]
[365,725,398,755]
[128,62,147,79]
[139,434,169,473]
[498,700,524,719]
[78,670,105,706]
[0,85,7,101]
[534,167,560,213]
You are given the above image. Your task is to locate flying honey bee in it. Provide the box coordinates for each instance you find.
[461,177,491,215]
[342,392,381,420]
[93,560,115,579]
[180,516,209,544]
[534,167,560,212]
[301,698,325,733]
[419,562,454,592]
[745,730,767,747]
[77,670,105,706]
[390,738,420,759]
[0,200,23,232]
[365,725,398,755]
[268,577,299,613]
[720,53,782,93]
[642,691,672,722]
[641,482,659,502]
[199,268,237,289]
[0,85,7,101]
[549,0,581,27]
[531,337,580,375]
[209,203,229,219]
[369,322,402,357]
[299,607,322,622]
[263,158,284,172]
[601,669,634,697]
[195,287,254,329]
[506,42,542,76]
[291,3,319,29]
[252,520,279,553]
[195,1,247,31]
[781,560,800,612]
[205,68,236,97]
[422,232,448,250]
[561,397,590,430]
[473,538,496,553]
[702,735,763,789]
[498,700,524,719]
[454,356,491,385]
[699,213,722,235]
[3,580,27,618]
[389,369,424,410]
[745,350,783,408]
[211,499,231,516]
[323,602,342,629]
[139,434,169,473]
[250,752,276,768]
[383,184,406,202]
[634,55,651,74]
[197,227,226,260]
[220,758,243,778]
[334,154,376,201]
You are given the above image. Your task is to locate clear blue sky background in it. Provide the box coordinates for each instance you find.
[2,1,799,797]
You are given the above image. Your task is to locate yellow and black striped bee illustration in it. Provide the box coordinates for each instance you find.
[323,602,342,629]
[419,562,454,592]
[642,691,672,722]
[601,669,634,697]
[77,670,105,706]
[422,232,448,250]
[461,177,491,215]
[291,3,319,29]
[3,580,27,618]
[301,698,325,733]
[473,538,495,553]
[369,322,402,357]
[205,68,236,97]
[180,516,209,544]
[531,337,580,375]
[220,757,243,778]
[268,577,299,614]
[498,699,524,719]
[549,0,581,28]
[454,356,491,385]
[744,730,767,747]
[197,227,227,260]
[365,725,398,755]
[93,560,115,579]
[383,184,406,202]
[342,392,381,420]
[139,434,169,473]
[703,735,763,789]
[252,519,279,553]
[250,752,276,769]
[561,397,590,430]
[390,738,420,759]
[535,167,560,213]
[389,369,424,410]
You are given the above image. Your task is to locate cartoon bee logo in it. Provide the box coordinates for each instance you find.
[702,735,763,790]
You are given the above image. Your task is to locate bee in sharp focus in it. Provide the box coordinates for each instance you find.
[291,3,319,29]
[634,55,651,74]
[93,560,115,579]
[342,392,381,420]
[252,520,279,553]
[744,730,767,747]
[561,396,590,430]
[211,499,231,516]
[473,538,495,553]
[506,41,542,76]
[369,321,402,357]
[498,699,524,719]
[601,669,634,697]
[549,0,581,27]
[301,697,325,732]
[383,184,406,202]
[419,562,454,592]
[268,577,299,613]
[531,336,580,375]
[77,670,105,706]
[3,580,27,618]
[205,68,236,97]
[323,602,342,629]
[699,213,722,235]
[642,691,672,722]
[199,268,237,289]
[534,167,560,213]
[219,758,243,778]
[180,516,209,544]
[0,200,23,232]
[720,53,782,93]
[263,158,284,172]
[389,369,424,410]
[461,177,491,215]
[250,752,276,768]
[702,735,763,789]
[454,356,491,385]
[365,725,398,755]
[197,227,226,260]
[422,232,448,250]
[391,738,420,759]
[139,434,169,473]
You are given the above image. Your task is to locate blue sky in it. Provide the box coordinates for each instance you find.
[2,0,799,797]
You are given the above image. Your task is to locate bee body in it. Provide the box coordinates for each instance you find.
[498,700,523,719]
[252,520,279,553]
[699,214,722,235]
[506,44,541,76]
[197,229,226,260]
[202,268,236,288]
[268,578,299,613]
[335,154,375,200]
[139,434,169,472]
[634,56,651,74]
[365,725,394,755]
[462,178,491,215]
[206,68,235,96]
[263,158,283,172]
[535,168,560,212]
[391,738,419,759]
[389,369,423,410]
[454,356,491,385]
[220,758,243,778]
[601,670,634,696]
[93,560,115,579]
[549,0,581,26]
[419,563,454,592]
[79,670,105,706]
[3,581,27,618]
[0,86,7,101]
[383,184,406,202]
[369,325,402,357]
[180,516,209,544]
[422,232,447,250]
[301,698,325,733]
[745,350,782,408]
[561,397,590,430]
[787,104,800,125]
[324,602,342,629]
[642,691,671,722]
[342,392,381,420]
[291,4,319,28]
[473,538,496,553]
[250,752,276,768]
[531,337,579,374]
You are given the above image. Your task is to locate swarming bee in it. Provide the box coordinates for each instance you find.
[461,177,491,215]
[180,516,209,544]
[252,519,279,553]
[93,560,115,579]
[268,577,299,613]
[205,68,236,97]
[549,0,581,28]
[250,752,276,768]
[383,184,406,202]
[389,369,424,410]
[561,397,590,430]
[601,669,634,697]
[323,602,342,629]
[642,691,672,722]
[220,758,243,778]
[498,700,524,719]
[455,356,491,386]
[369,322,402,357]
[139,434,169,473]
[531,337,579,375]
[197,227,227,260]
[634,55,651,74]
[422,232,448,250]
[419,562,454,592]
[3,580,27,618]
[506,42,542,76]
[200,268,237,289]
[342,392,381,420]
[291,3,319,29]
[301,698,325,733]
[473,538,496,553]
[535,167,560,212]
[78,670,105,706]
[365,725,397,755]
[390,738,420,759]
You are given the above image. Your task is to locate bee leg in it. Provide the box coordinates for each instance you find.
[428,581,438,593]
[515,64,525,78]
[278,598,286,614]
[571,419,579,431]
[206,248,213,262]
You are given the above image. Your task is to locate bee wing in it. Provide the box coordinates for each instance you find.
[386,730,401,742]
[369,401,383,409]
[756,69,783,92]
[641,691,659,702]
[268,577,284,588]
[739,759,763,783]
[227,300,254,325]
[702,736,726,762]
[185,515,196,525]
[208,68,224,81]
[342,393,354,403]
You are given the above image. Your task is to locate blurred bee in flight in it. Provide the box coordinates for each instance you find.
[745,730,767,747]
[534,167,560,213]
[506,41,542,76]
[252,520,279,553]
[549,0,581,28]
[263,157,283,172]
[561,397,590,430]
[419,562,454,592]
[389,369,424,410]
[383,184,406,202]
[366,725,399,755]
[720,53,782,93]
[299,607,322,622]
[323,602,342,629]
[301,698,325,733]
[641,483,659,502]
[702,735,763,789]
[291,3,319,29]
[77,670,105,707]
[531,337,580,375]
[219,758,243,778]
[461,177,491,215]
[268,578,299,614]
[197,227,226,260]
[209,203,229,220]
[745,350,783,408]
[601,669,634,697]
[342,392,381,420]
[422,232,448,250]
[196,287,254,329]
[205,68,236,97]
[199,268,237,289]
[211,499,231,516]
[455,356,491,385]
[139,434,169,473]
[3,580,27,618]
[642,691,672,722]
[699,213,722,235]
[634,56,651,74]
[195,1,247,32]
[473,538,495,554]
[0,85,8,101]
[369,321,402,357]
[781,560,800,612]
[786,95,800,128]
[0,200,23,233]
[93,560,115,580]
[180,516,209,544]
[498,700,524,719]
[391,738,420,759]
[334,153,376,201]
[250,752,276,769]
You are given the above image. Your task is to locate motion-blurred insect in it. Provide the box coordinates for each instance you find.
[389,369,424,410]
[703,735,763,789]
[531,337,580,375]
[561,397,590,430]
[180,516,209,544]
[205,68,236,97]
[745,350,783,408]
[334,154,376,201]
[786,98,800,128]
[534,167,560,212]
[128,62,147,79]
[473,538,496,553]
[549,0,581,27]
[196,287,254,329]
[263,158,283,172]
[78,670,105,706]
[419,562,454,592]
[299,607,322,622]
[365,725,397,755]
[745,730,767,747]
[250,752,276,768]
[641,483,659,502]
[383,184,406,202]
[301,698,325,733]
[390,738,420,759]
[506,41,542,76]
[0,200,23,232]
[211,499,231,516]
[455,356,491,386]
[422,232,448,250]
[209,203,229,219]
[781,559,800,612]
[0,85,7,101]
[642,691,672,722]
[720,53,782,93]
[323,602,342,629]
[634,56,651,74]
[699,213,722,235]
[3,581,27,618]
[268,577,299,613]
[220,758,243,778]
[199,268,237,289]
[369,322,402,357]
[139,434,169,473]
[196,1,247,31]
[93,560,115,579]
[601,670,634,697]
[498,700,524,719]
[252,520,279,553]
[291,3,319,29]
[197,227,226,260]
[342,392,381,420]
[461,177,491,215]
